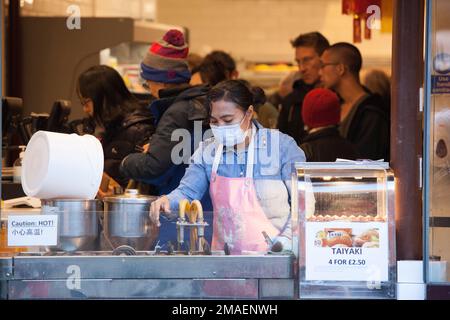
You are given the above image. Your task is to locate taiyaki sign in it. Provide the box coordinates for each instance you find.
[305,221,388,282]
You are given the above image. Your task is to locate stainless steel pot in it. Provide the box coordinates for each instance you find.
[41,199,102,252]
[102,189,158,250]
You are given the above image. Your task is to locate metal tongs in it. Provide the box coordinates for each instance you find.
[262,231,283,253]
[177,199,209,254]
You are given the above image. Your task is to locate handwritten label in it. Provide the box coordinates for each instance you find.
[8,215,58,246]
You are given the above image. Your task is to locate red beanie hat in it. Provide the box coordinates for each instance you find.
[302,88,340,129]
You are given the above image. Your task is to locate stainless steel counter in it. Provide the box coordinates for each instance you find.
[0,252,295,300]
[0,257,12,300]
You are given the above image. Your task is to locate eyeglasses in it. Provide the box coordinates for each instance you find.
[319,61,340,69]
[79,97,91,106]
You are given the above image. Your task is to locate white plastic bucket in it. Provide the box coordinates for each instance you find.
[21,131,104,199]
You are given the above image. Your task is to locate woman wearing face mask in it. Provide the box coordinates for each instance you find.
[150,80,306,254]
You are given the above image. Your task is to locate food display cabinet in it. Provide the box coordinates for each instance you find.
[292,161,396,299]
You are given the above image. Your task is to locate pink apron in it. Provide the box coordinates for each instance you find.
[210,130,279,254]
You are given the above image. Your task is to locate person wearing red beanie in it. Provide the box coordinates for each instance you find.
[300,88,359,162]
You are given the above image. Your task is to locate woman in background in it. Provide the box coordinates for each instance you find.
[363,69,391,112]
[77,65,154,191]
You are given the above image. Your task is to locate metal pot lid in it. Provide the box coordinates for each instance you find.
[41,199,102,204]
[103,189,157,204]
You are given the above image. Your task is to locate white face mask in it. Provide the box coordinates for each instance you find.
[210,113,249,147]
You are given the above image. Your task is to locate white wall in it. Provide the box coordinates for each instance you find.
[20,0,95,16]
[20,0,392,69]
[19,0,156,20]
[156,0,392,69]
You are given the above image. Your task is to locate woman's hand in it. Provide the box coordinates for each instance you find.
[97,173,120,200]
[271,236,292,252]
[135,143,150,153]
[149,195,171,227]
[97,188,113,200]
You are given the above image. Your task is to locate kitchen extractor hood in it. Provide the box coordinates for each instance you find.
[19,17,187,120]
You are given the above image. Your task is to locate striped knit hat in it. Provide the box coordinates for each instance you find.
[141,29,191,84]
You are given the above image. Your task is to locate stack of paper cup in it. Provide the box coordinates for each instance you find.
[21,131,104,200]
[397,260,426,300]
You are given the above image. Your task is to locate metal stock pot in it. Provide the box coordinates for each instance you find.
[102,189,159,250]
[41,199,102,252]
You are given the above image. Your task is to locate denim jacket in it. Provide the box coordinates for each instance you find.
[167,121,306,239]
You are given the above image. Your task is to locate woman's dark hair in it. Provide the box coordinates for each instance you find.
[192,50,237,86]
[192,59,228,86]
[76,65,137,127]
[207,51,236,74]
[207,79,266,111]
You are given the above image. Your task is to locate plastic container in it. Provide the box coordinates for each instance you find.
[21,131,104,200]
[13,146,26,183]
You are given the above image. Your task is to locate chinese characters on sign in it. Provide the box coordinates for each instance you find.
[8,215,58,247]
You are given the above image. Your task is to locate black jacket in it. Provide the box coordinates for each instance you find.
[340,93,390,161]
[300,126,360,162]
[120,85,210,181]
[102,108,155,187]
[277,79,316,145]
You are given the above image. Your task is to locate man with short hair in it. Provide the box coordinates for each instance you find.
[277,32,330,144]
[319,42,390,161]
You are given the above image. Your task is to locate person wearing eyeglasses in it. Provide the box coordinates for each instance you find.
[319,42,390,161]
[76,65,154,192]
[277,32,330,146]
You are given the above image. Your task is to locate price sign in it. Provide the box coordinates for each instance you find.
[305,221,388,282]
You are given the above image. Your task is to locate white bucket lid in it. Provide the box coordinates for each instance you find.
[22,132,51,196]
[22,131,104,199]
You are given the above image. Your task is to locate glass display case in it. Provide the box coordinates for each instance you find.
[292,162,396,299]
[423,0,450,298]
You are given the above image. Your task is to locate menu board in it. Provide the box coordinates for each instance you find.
[305,221,389,282]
